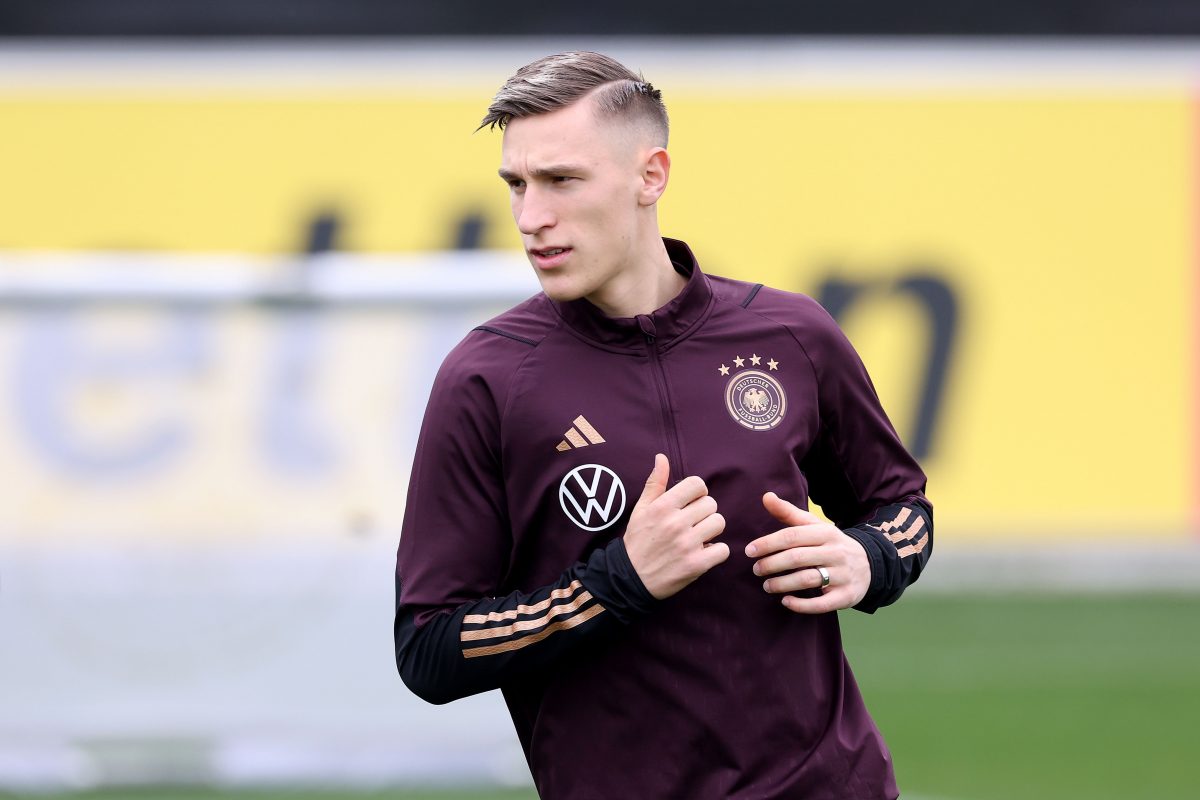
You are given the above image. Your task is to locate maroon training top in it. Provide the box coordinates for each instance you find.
[394,238,932,800]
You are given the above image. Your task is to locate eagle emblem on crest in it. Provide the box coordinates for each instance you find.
[743,387,770,414]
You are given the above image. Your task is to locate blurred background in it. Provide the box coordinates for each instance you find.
[1,3,1198,800]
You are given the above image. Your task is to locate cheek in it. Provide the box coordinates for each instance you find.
[594,199,636,241]
[580,188,628,228]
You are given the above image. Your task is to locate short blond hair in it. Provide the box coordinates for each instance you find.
[479,51,669,146]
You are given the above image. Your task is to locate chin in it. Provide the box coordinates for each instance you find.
[534,274,589,303]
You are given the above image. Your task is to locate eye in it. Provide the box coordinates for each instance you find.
[508,179,526,192]
[551,175,575,184]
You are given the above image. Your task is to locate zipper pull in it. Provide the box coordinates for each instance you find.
[636,314,657,343]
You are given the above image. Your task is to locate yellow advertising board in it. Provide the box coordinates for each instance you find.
[0,56,1193,541]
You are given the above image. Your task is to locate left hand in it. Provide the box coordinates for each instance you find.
[745,492,871,614]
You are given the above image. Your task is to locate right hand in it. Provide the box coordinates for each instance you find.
[623,453,729,599]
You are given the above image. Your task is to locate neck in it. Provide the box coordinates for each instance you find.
[586,233,686,318]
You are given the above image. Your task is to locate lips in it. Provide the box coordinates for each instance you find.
[528,246,572,270]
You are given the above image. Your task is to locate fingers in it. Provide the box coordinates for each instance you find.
[681,494,718,527]
[692,511,726,543]
[745,524,829,559]
[761,565,828,594]
[773,539,871,613]
[635,453,670,507]
[662,474,708,509]
[752,544,834,578]
[762,491,821,527]
[781,591,847,615]
[698,541,731,571]
[637,458,710,512]
[757,561,848,613]
[622,463,725,600]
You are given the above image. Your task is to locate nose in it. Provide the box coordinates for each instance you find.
[516,187,555,235]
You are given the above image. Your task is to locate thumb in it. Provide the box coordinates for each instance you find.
[636,453,670,506]
[763,491,821,526]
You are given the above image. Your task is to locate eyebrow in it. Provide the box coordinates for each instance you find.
[498,164,587,182]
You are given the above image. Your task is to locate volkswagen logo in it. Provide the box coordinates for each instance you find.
[558,464,627,532]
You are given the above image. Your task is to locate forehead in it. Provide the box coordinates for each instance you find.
[500,99,622,171]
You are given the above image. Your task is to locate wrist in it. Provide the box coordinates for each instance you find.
[579,538,659,623]
[841,526,885,610]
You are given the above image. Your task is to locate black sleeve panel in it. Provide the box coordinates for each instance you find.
[394,537,657,705]
[841,497,933,614]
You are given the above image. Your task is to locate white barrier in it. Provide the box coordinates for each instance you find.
[0,250,541,789]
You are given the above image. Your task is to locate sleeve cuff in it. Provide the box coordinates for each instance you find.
[842,525,887,614]
[578,537,659,624]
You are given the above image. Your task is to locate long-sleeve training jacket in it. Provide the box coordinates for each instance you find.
[394,238,932,800]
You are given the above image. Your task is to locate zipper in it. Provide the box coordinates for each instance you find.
[637,315,686,479]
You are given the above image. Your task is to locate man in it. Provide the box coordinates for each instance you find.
[394,51,932,799]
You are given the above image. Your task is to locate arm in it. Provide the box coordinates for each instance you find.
[397,454,728,704]
[799,302,933,613]
[395,536,655,705]
[395,336,726,703]
[840,497,932,613]
[747,493,932,615]
[746,295,933,614]
[393,335,625,704]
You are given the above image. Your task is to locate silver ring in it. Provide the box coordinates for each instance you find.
[816,566,831,587]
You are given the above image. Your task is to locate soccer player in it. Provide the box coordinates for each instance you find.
[394,51,932,799]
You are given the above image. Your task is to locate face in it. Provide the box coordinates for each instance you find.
[499,98,661,307]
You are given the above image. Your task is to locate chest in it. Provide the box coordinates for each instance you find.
[498,329,820,588]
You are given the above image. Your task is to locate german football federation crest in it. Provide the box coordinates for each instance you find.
[718,354,786,431]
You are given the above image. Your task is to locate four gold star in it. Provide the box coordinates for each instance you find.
[719,354,779,374]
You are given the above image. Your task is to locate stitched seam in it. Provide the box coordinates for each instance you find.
[459,325,547,586]
[473,324,538,347]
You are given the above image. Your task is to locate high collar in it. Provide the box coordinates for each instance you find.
[552,238,714,352]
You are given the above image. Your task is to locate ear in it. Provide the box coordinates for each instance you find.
[638,147,671,206]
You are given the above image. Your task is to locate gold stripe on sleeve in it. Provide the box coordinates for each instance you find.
[462,604,605,659]
[896,532,930,558]
[872,507,911,534]
[462,581,584,625]
[460,592,595,642]
[887,515,926,544]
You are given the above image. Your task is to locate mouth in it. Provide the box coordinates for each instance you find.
[528,246,573,270]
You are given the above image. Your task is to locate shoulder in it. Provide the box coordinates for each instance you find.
[730,279,836,329]
[708,274,848,361]
[433,292,557,405]
[471,292,560,349]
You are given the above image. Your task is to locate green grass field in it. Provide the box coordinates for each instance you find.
[5,592,1196,800]
[841,591,1198,800]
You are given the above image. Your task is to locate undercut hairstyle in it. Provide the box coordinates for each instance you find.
[479,51,669,147]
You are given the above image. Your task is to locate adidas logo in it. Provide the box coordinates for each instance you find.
[556,415,606,452]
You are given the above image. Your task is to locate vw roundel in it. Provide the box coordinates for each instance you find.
[558,463,627,532]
